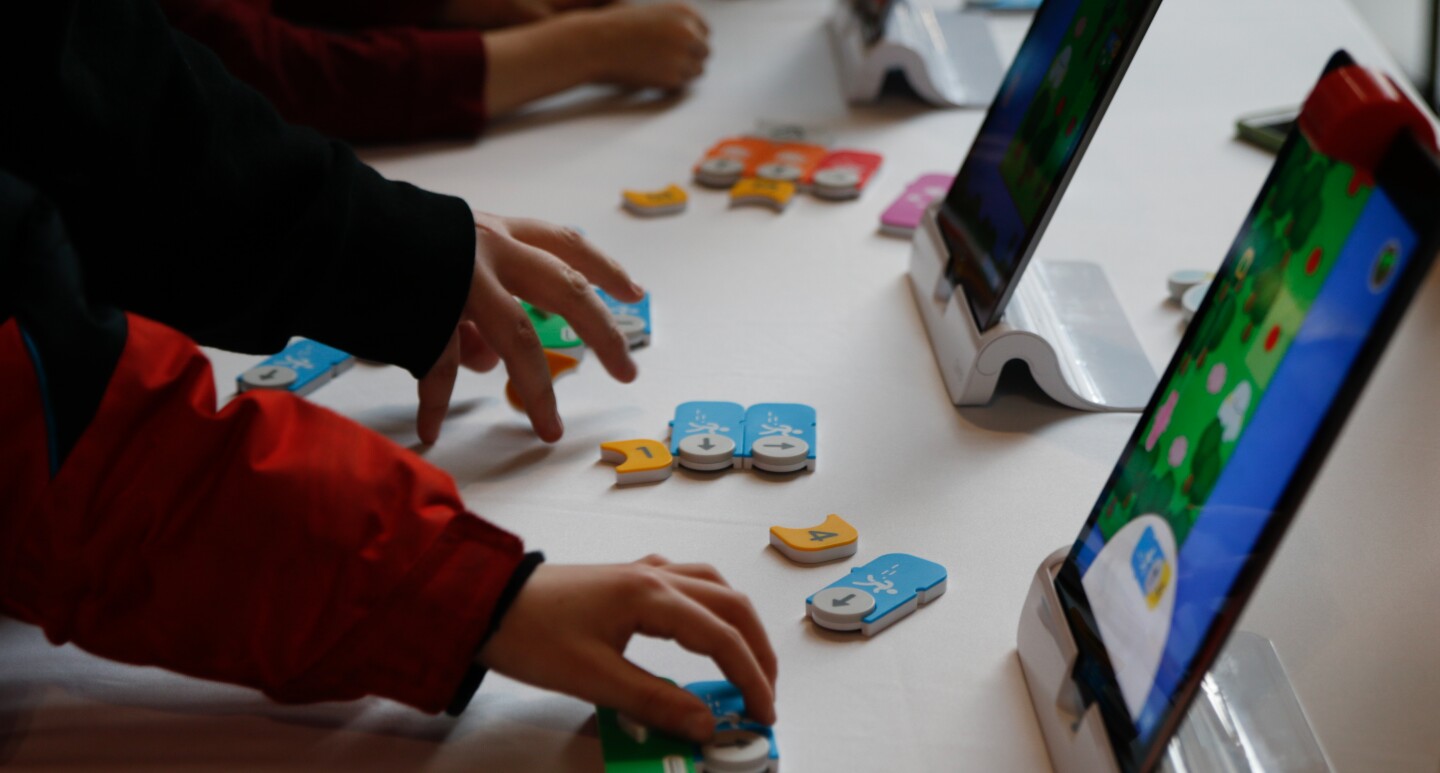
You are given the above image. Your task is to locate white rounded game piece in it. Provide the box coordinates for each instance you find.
[811,167,862,200]
[612,314,647,347]
[1167,269,1212,302]
[696,157,744,188]
[755,163,802,184]
[809,586,876,629]
[239,365,297,391]
[1181,281,1210,323]
[701,729,771,773]
[678,433,736,471]
[749,435,810,473]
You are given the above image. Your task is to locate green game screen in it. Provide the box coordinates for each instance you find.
[941,0,1155,320]
[1067,129,1421,743]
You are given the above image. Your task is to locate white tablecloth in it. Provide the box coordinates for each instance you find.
[3,0,1437,769]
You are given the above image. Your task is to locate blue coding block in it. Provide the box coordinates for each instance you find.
[806,553,947,636]
[741,403,816,473]
[236,338,354,398]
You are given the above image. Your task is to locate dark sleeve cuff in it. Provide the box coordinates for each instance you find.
[293,165,475,379]
[445,550,545,716]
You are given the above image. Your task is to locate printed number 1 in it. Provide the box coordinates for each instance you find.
[809,530,838,542]
[639,447,653,459]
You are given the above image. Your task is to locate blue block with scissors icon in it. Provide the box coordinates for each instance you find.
[236,338,355,398]
[806,553,947,636]
[684,681,779,773]
[670,401,746,471]
[741,403,816,473]
[597,288,652,348]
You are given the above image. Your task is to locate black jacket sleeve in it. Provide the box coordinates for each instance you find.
[0,0,473,377]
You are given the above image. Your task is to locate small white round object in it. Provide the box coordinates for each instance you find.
[1167,269,1212,302]
[701,729,771,773]
[811,168,862,200]
[809,586,876,628]
[1181,280,1211,323]
[754,163,803,183]
[239,365,297,391]
[678,433,736,471]
[750,435,809,473]
[612,314,647,347]
[696,157,744,187]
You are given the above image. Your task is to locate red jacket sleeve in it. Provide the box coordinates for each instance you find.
[159,0,489,142]
[0,313,523,712]
[274,0,449,27]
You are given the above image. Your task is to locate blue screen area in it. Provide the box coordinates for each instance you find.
[1068,134,1419,743]
[941,0,1153,292]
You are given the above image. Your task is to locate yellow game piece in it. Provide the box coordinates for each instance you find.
[729,178,796,211]
[599,439,675,485]
[505,350,581,411]
[769,514,859,564]
[621,184,689,217]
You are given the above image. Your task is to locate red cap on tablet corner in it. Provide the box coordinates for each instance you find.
[1300,65,1438,173]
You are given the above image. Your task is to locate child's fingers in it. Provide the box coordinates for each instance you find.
[490,239,637,385]
[636,586,777,726]
[464,255,562,441]
[664,572,779,687]
[587,654,717,742]
[458,320,500,373]
[415,332,461,445]
[506,219,644,303]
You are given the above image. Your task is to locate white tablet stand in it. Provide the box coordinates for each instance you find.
[828,0,1005,108]
[1017,548,1331,773]
[907,201,1156,411]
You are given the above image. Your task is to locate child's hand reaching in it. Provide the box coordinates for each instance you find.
[478,555,778,742]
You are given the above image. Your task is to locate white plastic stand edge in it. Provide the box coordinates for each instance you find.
[1017,547,1120,773]
[827,0,1004,108]
[907,201,1157,411]
[1017,548,1334,773]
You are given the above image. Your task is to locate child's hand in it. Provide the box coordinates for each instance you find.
[478,555,779,742]
[581,3,711,91]
[416,213,644,444]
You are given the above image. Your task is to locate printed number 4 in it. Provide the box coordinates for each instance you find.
[809,530,838,543]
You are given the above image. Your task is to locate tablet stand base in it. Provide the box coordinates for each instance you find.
[1016,548,1332,773]
[907,202,1156,411]
[828,0,1004,107]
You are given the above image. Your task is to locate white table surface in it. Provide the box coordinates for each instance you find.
[3,0,1438,770]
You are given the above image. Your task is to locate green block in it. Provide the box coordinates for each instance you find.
[596,706,695,773]
[524,302,582,350]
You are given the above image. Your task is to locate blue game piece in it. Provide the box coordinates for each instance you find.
[806,553,947,636]
[741,403,816,473]
[670,401,746,471]
[597,288,652,348]
[684,681,779,773]
[236,338,354,398]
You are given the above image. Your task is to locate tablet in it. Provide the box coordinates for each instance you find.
[935,0,1164,331]
[1052,52,1440,772]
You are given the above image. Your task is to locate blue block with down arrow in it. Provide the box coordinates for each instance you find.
[806,553,947,636]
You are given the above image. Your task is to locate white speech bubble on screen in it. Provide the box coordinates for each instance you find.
[1082,514,1178,719]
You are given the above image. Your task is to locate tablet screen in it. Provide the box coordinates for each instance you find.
[1060,121,1429,762]
[937,0,1161,331]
